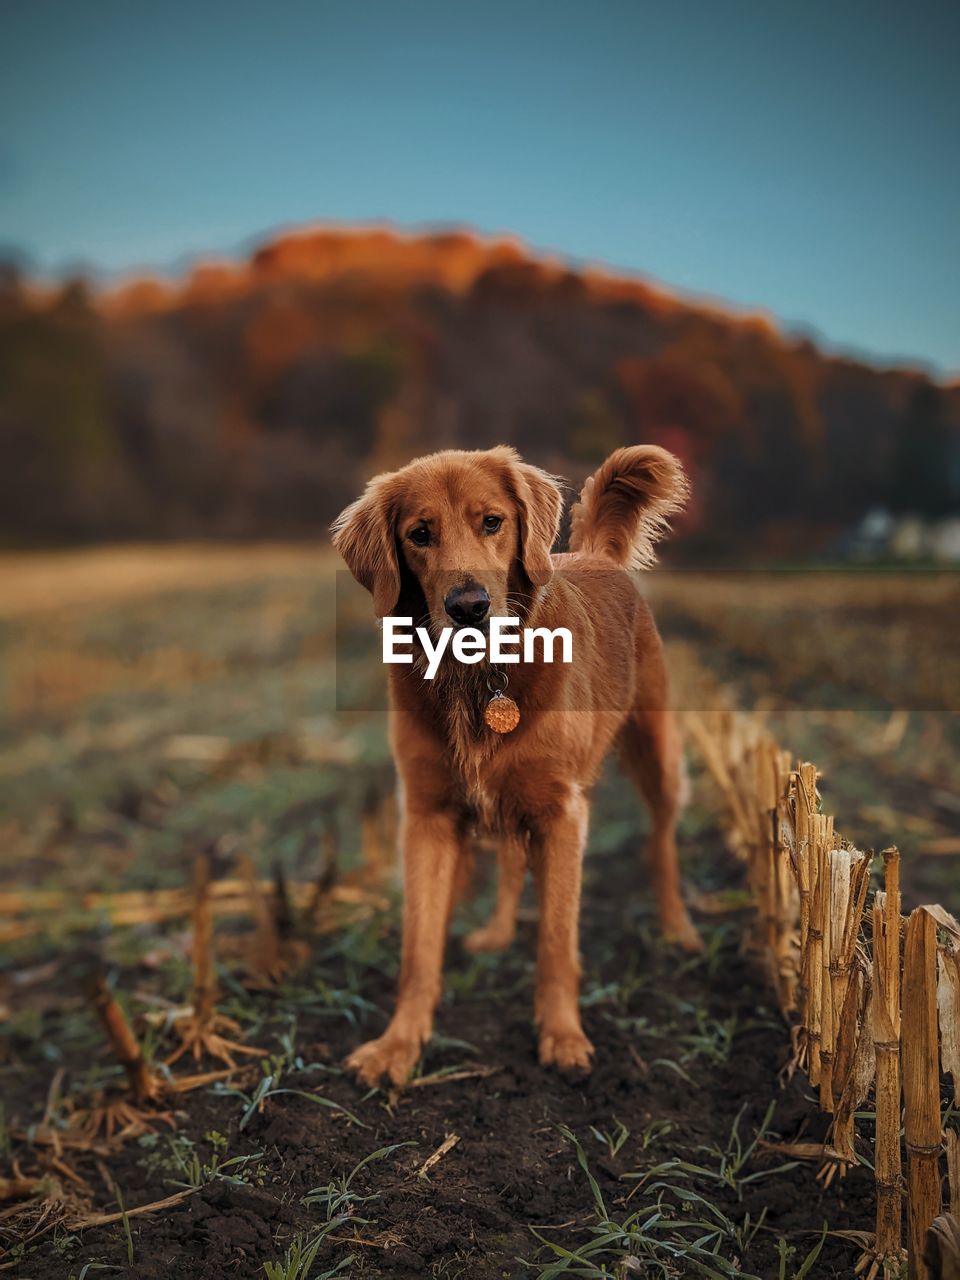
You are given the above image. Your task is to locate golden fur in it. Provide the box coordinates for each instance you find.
[332,444,701,1085]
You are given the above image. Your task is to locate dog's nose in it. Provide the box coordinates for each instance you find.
[444,585,490,626]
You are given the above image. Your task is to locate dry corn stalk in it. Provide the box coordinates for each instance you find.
[824,846,871,1135]
[192,850,215,1026]
[773,750,800,1012]
[0,1176,43,1201]
[818,825,846,1112]
[683,710,753,854]
[873,851,904,1264]
[818,838,834,1110]
[922,1215,960,1280]
[831,949,875,1166]
[741,743,768,954]
[795,763,818,1023]
[948,1131,960,1221]
[794,767,816,1071]
[664,713,960,1272]
[903,907,942,1279]
[935,961,960,1279]
[0,878,385,942]
[754,738,785,998]
[300,819,339,931]
[65,1187,199,1230]
[807,811,832,1087]
[240,852,282,982]
[167,853,265,1068]
[938,944,960,1107]
[239,855,311,987]
[756,741,773,942]
[82,972,162,1104]
[0,879,375,915]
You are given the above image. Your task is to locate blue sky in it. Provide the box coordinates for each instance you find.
[1,0,957,373]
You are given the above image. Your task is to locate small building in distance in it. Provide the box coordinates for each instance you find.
[833,508,960,563]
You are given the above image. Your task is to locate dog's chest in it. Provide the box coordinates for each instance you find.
[441,704,516,832]
[462,775,504,835]
[458,741,531,837]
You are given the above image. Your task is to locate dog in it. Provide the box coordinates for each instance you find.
[332,444,701,1086]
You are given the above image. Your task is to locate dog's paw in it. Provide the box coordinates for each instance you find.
[538,1027,595,1074]
[670,921,706,952]
[345,1034,421,1088]
[464,921,515,954]
[662,910,704,954]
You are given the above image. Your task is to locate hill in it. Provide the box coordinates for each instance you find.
[1,225,957,556]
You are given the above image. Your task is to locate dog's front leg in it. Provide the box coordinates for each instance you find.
[346,808,459,1087]
[532,788,594,1073]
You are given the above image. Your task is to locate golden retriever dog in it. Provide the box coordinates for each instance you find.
[332,444,701,1086]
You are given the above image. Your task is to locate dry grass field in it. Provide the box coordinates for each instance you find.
[1,547,957,1278]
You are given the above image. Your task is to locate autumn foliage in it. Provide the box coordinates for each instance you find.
[0,226,956,556]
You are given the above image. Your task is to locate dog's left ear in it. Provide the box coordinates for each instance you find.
[502,454,563,588]
[331,475,401,618]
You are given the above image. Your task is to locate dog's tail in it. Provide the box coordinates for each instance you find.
[568,446,689,569]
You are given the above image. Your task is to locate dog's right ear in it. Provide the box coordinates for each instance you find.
[331,476,400,618]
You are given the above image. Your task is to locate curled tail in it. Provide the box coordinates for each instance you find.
[568,445,689,569]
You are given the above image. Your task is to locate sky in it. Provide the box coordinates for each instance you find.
[1,0,958,374]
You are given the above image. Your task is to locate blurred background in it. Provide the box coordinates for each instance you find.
[1,1,958,559]
[1,8,959,1274]
[1,0,958,893]
[0,0,957,941]
[1,0,959,905]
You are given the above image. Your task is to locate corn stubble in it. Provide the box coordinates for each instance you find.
[688,710,960,1279]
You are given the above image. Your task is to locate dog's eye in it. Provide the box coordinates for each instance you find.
[482,515,503,534]
[409,526,431,547]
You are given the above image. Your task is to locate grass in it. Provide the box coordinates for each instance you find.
[262,1232,351,1280]
[589,1119,631,1160]
[145,1131,266,1190]
[301,1142,416,1216]
[525,1126,757,1277]
[259,1142,418,1279]
[114,1189,134,1266]
[775,1226,828,1280]
[523,1111,814,1279]
[633,1101,801,1202]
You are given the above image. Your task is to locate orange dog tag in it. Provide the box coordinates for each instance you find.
[484,691,520,734]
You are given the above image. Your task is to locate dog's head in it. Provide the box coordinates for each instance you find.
[332,447,563,631]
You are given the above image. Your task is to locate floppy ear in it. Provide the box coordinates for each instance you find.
[331,476,400,618]
[505,455,563,588]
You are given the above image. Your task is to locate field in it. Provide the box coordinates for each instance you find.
[1,548,958,1279]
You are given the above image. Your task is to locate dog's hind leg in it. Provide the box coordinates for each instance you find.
[448,839,477,924]
[464,833,526,954]
[617,700,702,953]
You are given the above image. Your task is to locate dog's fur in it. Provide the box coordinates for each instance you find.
[332,444,701,1085]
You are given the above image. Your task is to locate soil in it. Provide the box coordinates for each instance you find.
[3,825,873,1279]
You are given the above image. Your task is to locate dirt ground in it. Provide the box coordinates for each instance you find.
[2,833,875,1279]
[1,550,957,1278]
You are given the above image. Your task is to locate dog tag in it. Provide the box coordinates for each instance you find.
[484,690,520,734]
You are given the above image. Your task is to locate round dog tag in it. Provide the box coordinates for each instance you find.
[484,691,520,734]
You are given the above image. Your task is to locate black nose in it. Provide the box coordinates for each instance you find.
[444,585,490,626]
